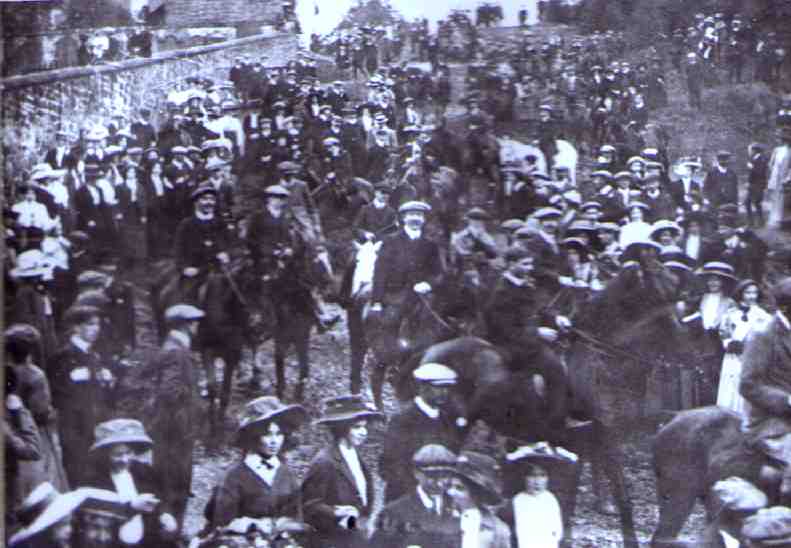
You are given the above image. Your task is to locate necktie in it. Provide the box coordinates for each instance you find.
[740,305,750,322]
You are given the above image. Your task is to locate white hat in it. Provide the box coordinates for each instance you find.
[413,362,458,385]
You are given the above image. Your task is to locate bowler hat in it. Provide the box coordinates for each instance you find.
[315,395,383,426]
[452,451,503,506]
[90,418,153,452]
[236,396,307,442]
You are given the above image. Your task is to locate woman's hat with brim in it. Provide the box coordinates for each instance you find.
[452,451,503,506]
[236,396,307,442]
[314,394,383,426]
[734,279,761,301]
[621,239,662,261]
[90,418,153,452]
[659,245,694,271]
[742,506,791,546]
[505,443,579,471]
[499,219,525,233]
[696,261,737,282]
[9,484,88,547]
[650,219,682,241]
[5,323,43,350]
[561,237,589,255]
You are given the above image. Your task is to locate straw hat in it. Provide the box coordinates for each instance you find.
[314,395,383,426]
[236,396,307,441]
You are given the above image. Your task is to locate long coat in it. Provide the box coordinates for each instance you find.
[703,168,739,208]
[371,231,444,306]
[142,332,199,526]
[379,401,466,503]
[49,340,115,488]
[370,490,460,548]
[301,444,375,548]
[210,459,302,527]
[741,314,791,449]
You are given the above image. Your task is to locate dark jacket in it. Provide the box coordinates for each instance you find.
[172,214,231,272]
[703,167,739,208]
[352,203,398,241]
[301,444,374,547]
[49,340,115,487]
[370,490,460,548]
[246,208,293,274]
[379,401,466,503]
[371,231,444,305]
[749,152,770,191]
[211,459,302,527]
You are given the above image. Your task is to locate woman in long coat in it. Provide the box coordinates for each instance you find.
[302,395,383,548]
[209,397,307,529]
[115,164,147,273]
[6,324,68,504]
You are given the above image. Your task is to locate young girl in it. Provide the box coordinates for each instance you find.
[717,279,771,414]
[511,461,563,548]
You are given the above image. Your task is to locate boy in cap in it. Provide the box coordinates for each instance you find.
[372,444,460,548]
[352,183,398,242]
[449,207,498,290]
[747,143,769,227]
[380,365,467,503]
[704,151,739,210]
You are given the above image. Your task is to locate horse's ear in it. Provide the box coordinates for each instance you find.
[374,241,383,252]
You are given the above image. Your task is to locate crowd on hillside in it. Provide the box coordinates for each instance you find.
[5,3,791,548]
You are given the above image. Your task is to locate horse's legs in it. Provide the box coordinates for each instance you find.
[294,329,311,402]
[219,350,239,418]
[274,338,287,401]
[599,425,640,548]
[202,350,219,444]
[651,483,699,547]
[348,307,366,394]
[370,358,387,410]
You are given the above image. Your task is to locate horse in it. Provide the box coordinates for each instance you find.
[564,262,693,548]
[258,236,335,402]
[651,406,783,547]
[151,256,258,434]
[497,137,578,185]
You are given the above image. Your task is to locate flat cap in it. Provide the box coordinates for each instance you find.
[591,170,614,180]
[580,200,603,211]
[413,362,457,385]
[277,161,300,173]
[533,207,563,220]
[399,201,431,214]
[465,207,490,221]
[413,444,458,471]
[264,185,290,197]
[190,184,217,201]
[614,171,634,181]
[596,222,621,233]
[164,304,205,323]
[77,270,112,288]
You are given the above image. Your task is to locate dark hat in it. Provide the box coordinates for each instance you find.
[78,490,135,522]
[561,237,589,254]
[465,207,490,221]
[5,323,42,351]
[716,150,732,159]
[236,396,307,441]
[505,244,533,261]
[596,222,620,233]
[743,507,791,545]
[77,270,112,289]
[63,305,101,327]
[614,171,634,181]
[680,210,710,228]
[733,279,761,301]
[659,246,694,271]
[621,239,662,262]
[566,219,598,234]
[373,182,393,193]
[413,444,457,473]
[190,183,217,201]
[91,418,153,452]
[452,451,502,506]
[315,395,383,426]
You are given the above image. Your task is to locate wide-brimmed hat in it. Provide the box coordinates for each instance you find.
[9,484,88,547]
[30,163,64,181]
[560,237,589,255]
[659,246,694,271]
[264,184,290,198]
[743,506,791,546]
[650,220,682,241]
[164,304,205,323]
[621,239,662,261]
[505,443,579,472]
[451,451,502,506]
[315,395,383,426]
[533,207,562,221]
[696,261,737,282]
[90,418,153,452]
[5,323,42,351]
[236,396,307,442]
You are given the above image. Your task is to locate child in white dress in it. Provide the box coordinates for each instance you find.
[717,279,771,414]
[511,462,563,548]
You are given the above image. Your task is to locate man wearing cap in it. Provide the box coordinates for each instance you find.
[341,108,368,177]
[130,108,156,149]
[372,444,460,548]
[352,183,398,242]
[670,157,706,215]
[747,143,770,227]
[172,184,231,307]
[129,303,204,527]
[483,245,572,440]
[642,171,676,222]
[74,159,117,265]
[380,365,467,503]
[45,130,77,171]
[704,151,739,210]
[685,52,704,110]
[370,200,444,359]
[449,207,498,291]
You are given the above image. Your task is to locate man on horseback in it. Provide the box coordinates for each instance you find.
[370,200,444,373]
[172,183,231,308]
[740,278,791,499]
[482,245,572,441]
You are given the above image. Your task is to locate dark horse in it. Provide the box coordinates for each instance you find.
[151,257,256,435]
[257,236,335,402]
[651,406,783,547]
[565,262,693,548]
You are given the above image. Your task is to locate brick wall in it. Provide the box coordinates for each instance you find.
[164,0,284,28]
[1,30,297,183]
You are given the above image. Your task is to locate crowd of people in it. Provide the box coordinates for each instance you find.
[4,3,791,548]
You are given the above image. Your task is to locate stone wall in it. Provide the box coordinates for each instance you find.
[163,0,286,28]
[1,30,297,183]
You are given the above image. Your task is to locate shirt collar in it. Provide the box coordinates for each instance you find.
[416,484,436,510]
[404,226,422,240]
[168,330,191,349]
[414,396,440,419]
[70,334,92,353]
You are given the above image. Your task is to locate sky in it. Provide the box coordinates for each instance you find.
[296,0,539,42]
